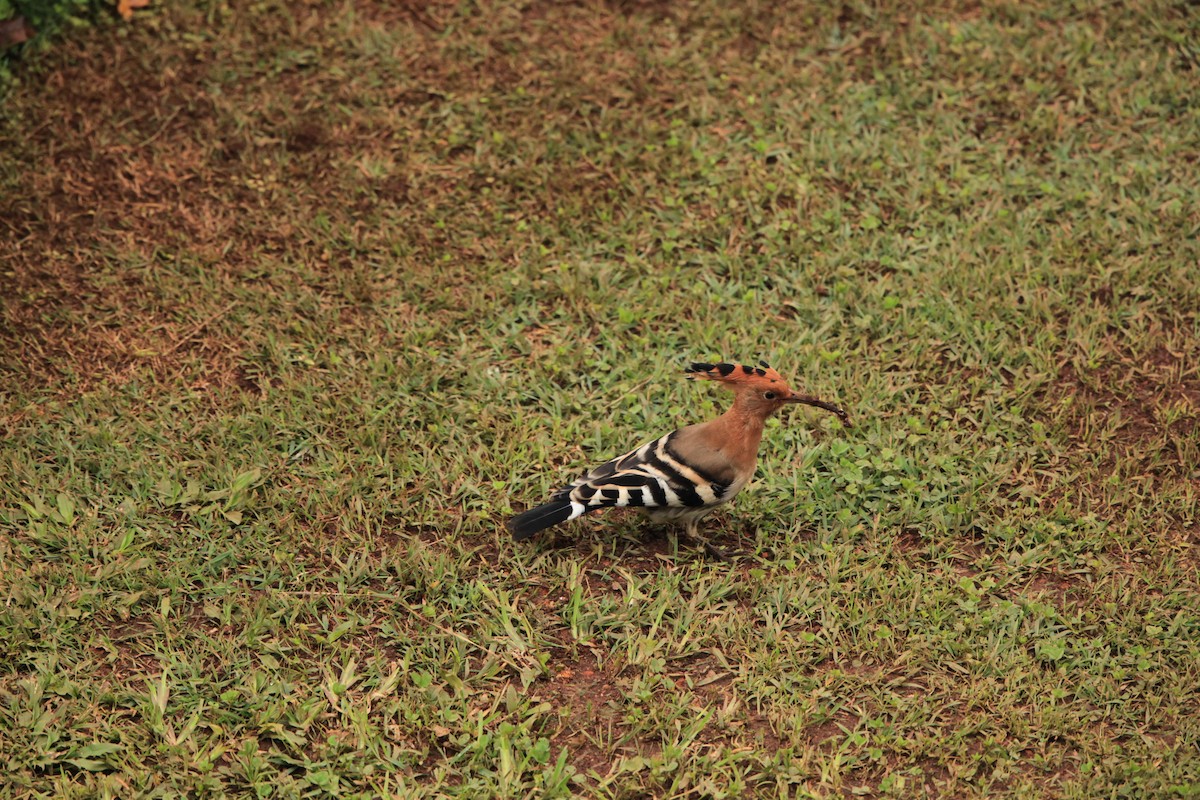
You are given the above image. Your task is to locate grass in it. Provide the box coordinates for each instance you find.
[1,0,120,92]
[1,0,1199,796]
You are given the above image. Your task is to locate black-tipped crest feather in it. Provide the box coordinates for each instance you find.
[684,361,767,379]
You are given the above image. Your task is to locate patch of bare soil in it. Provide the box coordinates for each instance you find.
[1035,327,1200,542]
[804,709,860,748]
[0,28,235,388]
[89,614,162,682]
[0,10,384,395]
[534,642,627,779]
[1022,571,1081,600]
[1053,335,1199,468]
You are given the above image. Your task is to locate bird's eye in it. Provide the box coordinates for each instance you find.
[764,391,777,400]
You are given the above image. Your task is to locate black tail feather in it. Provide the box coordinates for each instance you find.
[507,500,576,541]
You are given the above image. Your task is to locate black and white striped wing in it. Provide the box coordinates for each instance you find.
[554,432,734,518]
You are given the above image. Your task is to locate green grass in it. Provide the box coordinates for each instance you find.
[2,0,1199,796]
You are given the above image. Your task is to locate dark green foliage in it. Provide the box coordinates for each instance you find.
[1,0,109,94]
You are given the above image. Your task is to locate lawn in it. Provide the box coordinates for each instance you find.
[1,0,1199,797]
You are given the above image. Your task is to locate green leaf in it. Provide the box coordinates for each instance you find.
[531,737,551,764]
[56,493,75,524]
[113,528,137,553]
[76,742,123,758]
[230,468,261,495]
[1036,640,1066,661]
[305,769,337,790]
[325,619,354,643]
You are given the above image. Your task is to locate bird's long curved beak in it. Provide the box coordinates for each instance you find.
[786,395,851,426]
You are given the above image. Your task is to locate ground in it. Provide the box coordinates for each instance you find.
[1,0,1199,797]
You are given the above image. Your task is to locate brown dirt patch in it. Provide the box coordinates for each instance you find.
[742,710,787,753]
[950,539,986,577]
[1033,326,1200,533]
[805,709,860,748]
[1053,337,1200,460]
[0,26,244,392]
[534,643,627,778]
[1022,571,1080,599]
[893,526,987,578]
[90,615,162,682]
[894,526,925,554]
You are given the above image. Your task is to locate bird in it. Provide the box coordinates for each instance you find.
[507,361,849,559]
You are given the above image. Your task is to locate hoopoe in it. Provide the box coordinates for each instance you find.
[507,361,849,559]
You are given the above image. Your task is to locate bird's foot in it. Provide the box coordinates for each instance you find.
[679,529,739,562]
[701,539,735,562]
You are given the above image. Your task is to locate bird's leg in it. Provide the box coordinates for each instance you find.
[684,519,731,562]
[702,539,732,562]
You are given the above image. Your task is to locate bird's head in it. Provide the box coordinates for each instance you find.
[684,361,850,424]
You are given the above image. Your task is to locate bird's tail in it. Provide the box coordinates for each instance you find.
[507,499,579,541]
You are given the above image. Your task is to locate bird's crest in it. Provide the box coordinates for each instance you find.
[684,361,786,388]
